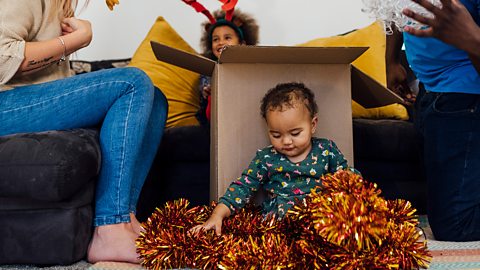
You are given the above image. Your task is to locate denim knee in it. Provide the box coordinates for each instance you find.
[113,67,154,95]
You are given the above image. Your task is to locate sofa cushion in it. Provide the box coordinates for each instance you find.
[0,129,101,202]
[129,16,201,128]
[136,125,210,221]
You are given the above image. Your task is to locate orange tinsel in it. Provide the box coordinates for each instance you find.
[136,171,431,269]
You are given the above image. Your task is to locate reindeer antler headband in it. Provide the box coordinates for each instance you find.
[105,0,238,18]
[181,0,238,23]
[182,0,244,44]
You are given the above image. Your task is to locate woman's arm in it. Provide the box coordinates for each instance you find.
[385,27,412,100]
[18,17,92,75]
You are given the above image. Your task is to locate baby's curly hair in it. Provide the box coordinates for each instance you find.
[260,82,318,120]
[200,9,259,60]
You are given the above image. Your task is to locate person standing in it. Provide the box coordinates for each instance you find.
[386,0,480,241]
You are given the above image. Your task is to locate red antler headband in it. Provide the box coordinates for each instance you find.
[181,0,238,23]
[218,0,238,21]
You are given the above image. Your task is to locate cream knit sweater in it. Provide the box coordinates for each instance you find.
[0,0,70,90]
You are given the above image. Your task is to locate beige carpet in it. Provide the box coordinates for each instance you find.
[0,261,90,270]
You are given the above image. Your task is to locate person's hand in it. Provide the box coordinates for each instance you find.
[387,62,416,104]
[202,84,212,99]
[190,213,224,236]
[403,0,480,55]
[189,204,231,236]
[61,17,93,49]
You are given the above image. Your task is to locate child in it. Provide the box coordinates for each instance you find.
[196,9,259,125]
[193,82,356,235]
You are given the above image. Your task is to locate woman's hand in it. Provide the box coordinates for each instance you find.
[61,17,93,51]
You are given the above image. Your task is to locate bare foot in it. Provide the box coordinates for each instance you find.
[130,213,145,235]
[87,223,141,264]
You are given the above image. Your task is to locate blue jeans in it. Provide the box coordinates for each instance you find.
[0,67,168,226]
[416,86,480,241]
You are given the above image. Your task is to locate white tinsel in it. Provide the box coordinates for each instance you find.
[362,0,441,34]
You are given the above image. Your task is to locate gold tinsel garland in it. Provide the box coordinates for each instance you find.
[136,170,431,269]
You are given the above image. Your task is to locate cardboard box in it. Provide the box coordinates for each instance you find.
[151,41,402,200]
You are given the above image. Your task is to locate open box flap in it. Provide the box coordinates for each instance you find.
[151,42,369,75]
[219,46,368,64]
[150,42,402,107]
[351,66,404,108]
[151,41,216,76]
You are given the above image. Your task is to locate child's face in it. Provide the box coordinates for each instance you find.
[211,25,242,59]
[266,103,318,163]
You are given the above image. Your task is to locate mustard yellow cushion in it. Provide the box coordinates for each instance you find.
[299,21,408,121]
[129,17,200,128]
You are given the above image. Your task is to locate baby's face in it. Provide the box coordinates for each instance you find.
[211,25,242,59]
[266,104,317,163]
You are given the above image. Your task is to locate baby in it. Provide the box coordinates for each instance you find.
[194,82,356,235]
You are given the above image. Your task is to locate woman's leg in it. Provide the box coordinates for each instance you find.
[0,67,167,262]
[129,89,168,234]
[129,88,168,215]
[85,68,167,263]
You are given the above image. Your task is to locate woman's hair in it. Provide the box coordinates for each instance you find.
[200,9,259,60]
[49,0,89,21]
[260,82,318,120]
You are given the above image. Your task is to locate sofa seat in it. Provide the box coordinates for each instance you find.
[136,118,427,221]
[137,125,210,221]
[0,129,101,265]
[352,118,426,213]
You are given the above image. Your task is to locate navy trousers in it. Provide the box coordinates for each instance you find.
[416,85,480,241]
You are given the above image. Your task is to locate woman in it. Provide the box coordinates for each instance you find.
[0,0,167,263]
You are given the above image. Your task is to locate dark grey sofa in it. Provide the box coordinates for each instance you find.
[0,129,101,265]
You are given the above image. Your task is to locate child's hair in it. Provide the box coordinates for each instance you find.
[260,82,318,119]
[200,9,259,60]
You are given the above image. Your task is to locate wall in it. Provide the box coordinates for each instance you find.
[75,0,375,61]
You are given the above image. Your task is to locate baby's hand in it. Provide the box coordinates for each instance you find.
[190,203,230,236]
[190,214,224,236]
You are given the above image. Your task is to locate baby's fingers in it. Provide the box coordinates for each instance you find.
[189,225,203,234]
[214,225,222,236]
